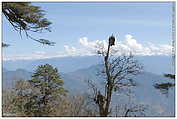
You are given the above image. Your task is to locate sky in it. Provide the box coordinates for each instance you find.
[2,2,173,61]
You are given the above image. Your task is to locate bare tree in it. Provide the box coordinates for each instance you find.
[88,35,143,117]
[54,95,98,117]
[114,103,147,117]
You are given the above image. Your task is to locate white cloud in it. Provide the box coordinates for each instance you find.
[64,45,77,56]
[79,37,101,50]
[125,34,143,50]
[3,34,172,61]
[33,51,46,55]
[3,51,67,61]
[74,34,172,56]
[79,37,89,46]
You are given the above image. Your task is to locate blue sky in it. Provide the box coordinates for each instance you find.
[3,2,173,60]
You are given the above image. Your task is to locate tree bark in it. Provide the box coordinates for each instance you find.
[98,42,113,117]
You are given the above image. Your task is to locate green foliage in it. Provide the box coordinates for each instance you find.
[2,2,54,45]
[28,64,68,116]
[4,64,68,116]
[2,42,10,47]
[154,73,175,96]
[164,74,175,79]
[154,82,175,96]
[154,82,175,90]
[31,64,67,95]
[2,2,51,32]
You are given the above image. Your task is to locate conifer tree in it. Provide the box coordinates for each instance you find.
[10,64,68,116]
[29,64,68,116]
[2,2,55,46]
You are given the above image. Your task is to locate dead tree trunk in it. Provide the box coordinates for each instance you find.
[97,39,113,117]
[90,35,142,117]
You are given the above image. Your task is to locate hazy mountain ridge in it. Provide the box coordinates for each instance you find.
[3,56,173,74]
[2,66,175,116]
[3,64,174,92]
[2,69,32,90]
[2,56,175,116]
[3,56,102,73]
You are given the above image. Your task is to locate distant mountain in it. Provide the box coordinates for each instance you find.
[3,56,102,73]
[3,56,174,74]
[63,65,175,116]
[2,69,32,90]
[135,56,173,75]
[2,64,175,116]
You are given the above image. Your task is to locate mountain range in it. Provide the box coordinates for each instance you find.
[3,56,174,74]
[2,56,175,116]
[2,65,175,116]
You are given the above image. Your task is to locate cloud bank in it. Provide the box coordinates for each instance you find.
[64,34,172,57]
[3,34,172,61]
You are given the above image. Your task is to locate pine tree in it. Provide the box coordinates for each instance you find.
[29,64,68,116]
[2,2,55,46]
